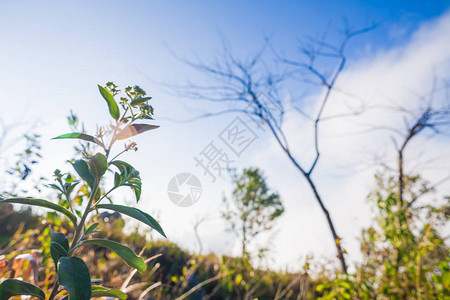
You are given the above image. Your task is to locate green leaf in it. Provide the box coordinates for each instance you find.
[98,84,120,120]
[443,271,450,290]
[0,279,45,300]
[52,132,106,149]
[0,198,77,225]
[92,286,127,299]
[72,159,95,188]
[49,226,69,270]
[49,226,70,252]
[80,238,146,271]
[58,257,92,300]
[116,124,159,140]
[126,180,142,201]
[50,242,67,270]
[342,292,351,299]
[49,183,64,193]
[96,204,166,238]
[339,281,351,289]
[110,160,134,172]
[316,284,325,292]
[84,222,100,236]
[130,97,151,107]
[66,181,80,197]
[114,172,121,187]
[110,161,142,202]
[87,153,108,181]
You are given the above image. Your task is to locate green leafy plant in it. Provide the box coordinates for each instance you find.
[222,168,284,258]
[0,82,165,300]
[316,174,449,299]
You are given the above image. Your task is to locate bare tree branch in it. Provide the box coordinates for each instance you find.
[166,25,380,273]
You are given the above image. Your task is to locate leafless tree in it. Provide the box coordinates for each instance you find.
[191,214,210,254]
[168,25,377,273]
[373,87,450,272]
[392,105,450,209]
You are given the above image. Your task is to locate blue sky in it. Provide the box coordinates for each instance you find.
[1,1,449,270]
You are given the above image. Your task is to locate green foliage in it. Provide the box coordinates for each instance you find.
[0,82,164,299]
[0,279,45,300]
[52,132,106,149]
[83,222,99,236]
[49,226,70,270]
[0,198,78,225]
[98,84,120,120]
[110,160,142,202]
[1,208,316,299]
[48,169,79,206]
[58,257,92,300]
[222,167,285,257]
[317,173,449,299]
[78,239,146,272]
[95,203,166,238]
[71,159,95,188]
[91,286,127,299]
[86,153,108,182]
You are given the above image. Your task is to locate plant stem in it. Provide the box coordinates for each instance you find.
[109,149,127,163]
[48,282,60,300]
[70,181,100,251]
[120,106,129,121]
[49,181,99,299]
